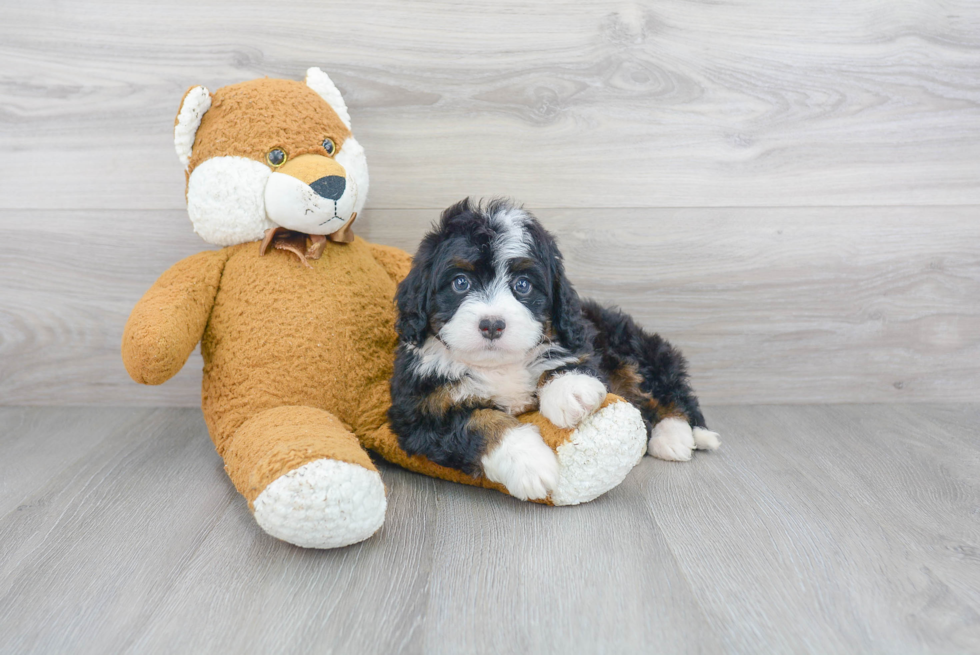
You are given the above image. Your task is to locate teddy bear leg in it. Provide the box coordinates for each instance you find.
[523,395,648,506]
[222,405,386,549]
[359,395,647,505]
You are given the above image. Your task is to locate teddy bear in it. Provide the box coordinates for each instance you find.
[121,68,648,549]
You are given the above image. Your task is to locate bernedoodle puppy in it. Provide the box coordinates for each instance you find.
[389,199,720,500]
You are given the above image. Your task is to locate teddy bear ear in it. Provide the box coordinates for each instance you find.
[305,67,352,130]
[174,85,212,171]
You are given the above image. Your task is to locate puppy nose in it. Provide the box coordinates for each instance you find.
[479,318,506,341]
[310,175,346,201]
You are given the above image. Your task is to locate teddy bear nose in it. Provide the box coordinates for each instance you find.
[310,175,346,201]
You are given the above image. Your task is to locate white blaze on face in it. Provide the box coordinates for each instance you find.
[439,278,542,366]
[489,205,533,269]
[438,206,541,367]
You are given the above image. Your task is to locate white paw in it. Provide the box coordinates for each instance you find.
[648,417,695,462]
[253,458,386,549]
[693,427,721,450]
[539,373,607,429]
[481,424,559,500]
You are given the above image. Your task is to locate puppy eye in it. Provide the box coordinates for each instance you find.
[513,277,532,296]
[267,148,287,167]
[452,275,470,293]
[322,138,336,156]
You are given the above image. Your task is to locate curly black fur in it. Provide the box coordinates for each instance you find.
[388,359,500,475]
[582,301,706,433]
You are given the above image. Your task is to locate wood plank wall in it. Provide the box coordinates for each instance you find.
[1,0,978,405]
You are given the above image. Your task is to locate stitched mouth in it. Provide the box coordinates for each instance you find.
[319,200,344,226]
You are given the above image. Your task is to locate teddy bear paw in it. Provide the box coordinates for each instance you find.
[253,458,386,549]
[550,399,647,506]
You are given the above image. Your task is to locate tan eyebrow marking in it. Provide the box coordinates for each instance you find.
[510,258,535,271]
[452,259,476,271]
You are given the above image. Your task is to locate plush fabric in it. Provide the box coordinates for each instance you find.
[185,78,351,179]
[122,249,231,385]
[225,405,378,508]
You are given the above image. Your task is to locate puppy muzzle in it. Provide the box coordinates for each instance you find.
[264,154,357,236]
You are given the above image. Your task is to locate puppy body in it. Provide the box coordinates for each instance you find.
[390,199,718,499]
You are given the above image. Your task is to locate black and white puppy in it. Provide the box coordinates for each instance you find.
[389,199,719,500]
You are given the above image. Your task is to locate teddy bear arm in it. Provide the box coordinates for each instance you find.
[366,242,414,285]
[121,249,231,385]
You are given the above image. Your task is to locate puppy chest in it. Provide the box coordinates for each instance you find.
[456,364,541,415]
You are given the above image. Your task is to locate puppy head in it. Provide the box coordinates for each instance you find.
[174,68,368,246]
[396,198,590,367]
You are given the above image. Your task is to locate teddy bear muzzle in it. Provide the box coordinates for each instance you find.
[264,153,358,236]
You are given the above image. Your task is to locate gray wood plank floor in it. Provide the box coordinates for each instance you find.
[1,405,977,654]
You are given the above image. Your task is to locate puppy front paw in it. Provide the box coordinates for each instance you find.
[539,373,607,429]
[648,417,696,461]
[481,424,559,500]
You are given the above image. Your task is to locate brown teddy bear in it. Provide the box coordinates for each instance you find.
[121,68,647,549]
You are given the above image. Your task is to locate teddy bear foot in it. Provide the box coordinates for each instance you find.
[253,458,386,549]
[549,399,647,506]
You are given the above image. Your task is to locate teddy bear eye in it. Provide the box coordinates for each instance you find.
[322,138,336,156]
[267,148,286,167]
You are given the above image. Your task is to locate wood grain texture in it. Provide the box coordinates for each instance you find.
[640,403,980,653]
[418,479,720,654]
[0,408,237,655]
[1,0,979,210]
[125,458,443,654]
[0,409,147,516]
[2,207,977,405]
[1,404,978,654]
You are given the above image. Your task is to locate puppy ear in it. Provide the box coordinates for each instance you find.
[395,259,432,347]
[549,246,593,353]
[174,85,212,171]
